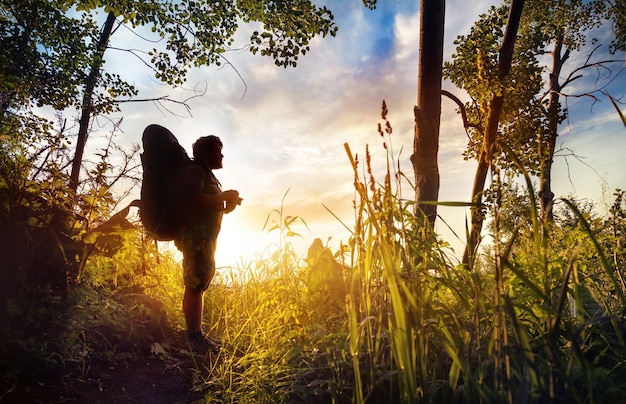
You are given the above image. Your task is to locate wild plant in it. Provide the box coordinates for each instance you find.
[341,103,626,403]
[343,101,459,403]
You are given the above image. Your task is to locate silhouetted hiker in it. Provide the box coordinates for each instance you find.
[175,135,242,352]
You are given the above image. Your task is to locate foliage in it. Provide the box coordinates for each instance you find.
[444,0,622,176]
[0,0,96,112]
[443,3,546,176]
[1,0,338,108]
[444,0,624,222]
[259,188,310,277]
[1,0,342,193]
[604,0,626,53]
[0,135,182,384]
[0,117,148,383]
[0,125,78,297]
[241,0,338,68]
[198,255,348,402]
[336,111,626,403]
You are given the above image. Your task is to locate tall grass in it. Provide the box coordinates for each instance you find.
[194,212,353,402]
[46,103,624,403]
[340,108,477,402]
[335,106,626,403]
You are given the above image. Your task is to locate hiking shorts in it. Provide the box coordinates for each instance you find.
[175,225,217,291]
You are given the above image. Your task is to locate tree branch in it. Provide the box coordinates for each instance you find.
[441,90,481,139]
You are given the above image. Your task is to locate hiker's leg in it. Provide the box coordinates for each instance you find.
[178,231,215,335]
[183,287,203,334]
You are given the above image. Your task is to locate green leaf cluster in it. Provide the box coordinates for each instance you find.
[0,0,96,111]
[242,0,338,68]
[443,0,623,182]
[443,3,545,176]
[607,0,626,52]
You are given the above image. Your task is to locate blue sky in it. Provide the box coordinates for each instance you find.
[97,1,625,269]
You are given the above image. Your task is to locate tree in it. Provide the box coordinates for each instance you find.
[444,0,526,267]
[1,0,339,191]
[523,0,624,220]
[0,1,92,114]
[444,0,624,266]
[410,0,445,226]
[0,0,98,153]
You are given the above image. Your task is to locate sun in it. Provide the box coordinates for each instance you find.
[214,213,272,268]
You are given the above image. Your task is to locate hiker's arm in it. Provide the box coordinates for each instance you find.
[184,165,241,211]
[188,191,240,210]
[224,192,243,213]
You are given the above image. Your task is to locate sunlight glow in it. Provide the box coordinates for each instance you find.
[214,214,274,268]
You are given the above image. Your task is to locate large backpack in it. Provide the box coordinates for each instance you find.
[139,124,191,241]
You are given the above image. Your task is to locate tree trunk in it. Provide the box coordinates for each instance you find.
[69,11,116,192]
[411,0,445,226]
[462,0,525,268]
[540,34,567,221]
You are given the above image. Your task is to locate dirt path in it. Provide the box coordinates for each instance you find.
[61,357,193,403]
[2,339,212,403]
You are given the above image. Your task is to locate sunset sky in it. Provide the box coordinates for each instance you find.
[95,1,625,268]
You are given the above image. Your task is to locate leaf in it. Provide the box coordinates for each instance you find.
[150,342,166,356]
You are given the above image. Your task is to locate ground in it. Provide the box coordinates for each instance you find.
[1,327,216,403]
[1,337,216,403]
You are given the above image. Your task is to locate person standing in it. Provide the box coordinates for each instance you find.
[175,135,242,352]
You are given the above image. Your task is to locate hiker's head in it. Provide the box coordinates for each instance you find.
[193,135,223,169]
